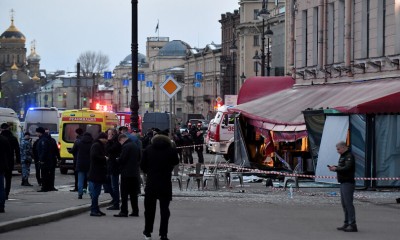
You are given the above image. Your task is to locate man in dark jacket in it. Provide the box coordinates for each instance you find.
[69,128,84,192]
[35,127,52,192]
[70,132,93,199]
[45,129,60,191]
[87,132,108,217]
[140,133,179,240]
[190,122,204,164]
[105,128,121,210]
[328,141,357,232]
[0,134,11,212]
[1,123,21,199]
[113,133,141,217]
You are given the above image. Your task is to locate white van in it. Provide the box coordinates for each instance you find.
[207,105,235,161]
[24,107,60,141]
[0,107,22,171]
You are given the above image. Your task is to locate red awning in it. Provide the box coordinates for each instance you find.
[230,79,400,131]
[237,76,294,104]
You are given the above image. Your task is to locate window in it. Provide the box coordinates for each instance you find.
[254,9,259,20]
[361,0,370,59]
[312,7,319,66]
[302,10,308,67]
[254,35,260,46]
[327,3,335,64]
[337,0,345,62]
[377,0,386,56]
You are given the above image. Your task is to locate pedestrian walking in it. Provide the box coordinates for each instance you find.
[105,128,121,210]
[328,141,357,232]
[1,123,21,199]
[87,132,108,217]
[20,132,34,186]
[0,134,11,213]
[70,132,93,199]
[113,133,141,217]
[141,132,179,240]
[35,127,52,192]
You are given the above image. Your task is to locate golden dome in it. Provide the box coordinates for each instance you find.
[32,74,40,81]
[11,62,18,70]
[0,10,26,43]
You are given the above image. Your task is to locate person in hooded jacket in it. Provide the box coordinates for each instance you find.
[140,132,179,240]
[87,132,108,217]
[113,133,141,217]
[0,123,21,199]
[71,132,93,199]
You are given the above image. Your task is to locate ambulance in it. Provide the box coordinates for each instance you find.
[58,108,118,174]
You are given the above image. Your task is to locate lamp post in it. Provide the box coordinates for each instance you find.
[130,0,140,131]
[265,27,273,76]
[253,50,261,76]
[230,36,237,95]
[152,85,155,112]
[258,0,273,76]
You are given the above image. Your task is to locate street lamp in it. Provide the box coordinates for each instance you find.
[253,50,261,76]
[265,27,273,76]
[130,0,140,131]
[230,37,237,95]
[257,0,273,76]
[152,85,155,112]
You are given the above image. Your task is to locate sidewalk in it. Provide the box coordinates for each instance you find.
[0,184,112,233]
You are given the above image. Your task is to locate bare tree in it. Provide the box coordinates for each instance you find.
[77,51,110,77]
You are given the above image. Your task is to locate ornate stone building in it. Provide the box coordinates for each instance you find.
[0,12,38,116]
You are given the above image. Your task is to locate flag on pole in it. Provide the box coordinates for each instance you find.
[155,20,159,33]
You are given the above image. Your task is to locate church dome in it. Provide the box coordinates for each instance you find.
[120,53,146,65]
[158,40,190,56]
[0,19,26,43]
[27,45,41,62]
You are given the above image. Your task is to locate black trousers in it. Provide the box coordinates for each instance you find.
[195,146,204,163]
[120,176,139,214]
[4,170,12,198]
[35,162,42,185]
[40,165,51,191]
[144,195,171,237]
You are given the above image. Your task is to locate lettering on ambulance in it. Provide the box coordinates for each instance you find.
[61,117,103,122]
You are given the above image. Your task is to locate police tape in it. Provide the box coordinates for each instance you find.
[217,164,400,181]
[176,143,206,149]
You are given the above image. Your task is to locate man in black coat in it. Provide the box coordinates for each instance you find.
[140,133,179,240]
[35,127,52,192]
[113,133,141,217]
[87,132,108,217]
[1,123,21,199]
[0,134,11,212]
[105,128,122,210]
[45,129,60,191]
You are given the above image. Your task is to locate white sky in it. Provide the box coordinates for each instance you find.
[0,0,240,72]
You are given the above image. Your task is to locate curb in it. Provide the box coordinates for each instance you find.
[0,200,110,234]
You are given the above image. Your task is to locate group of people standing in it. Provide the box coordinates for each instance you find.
[69,126,178,240]
[174,121,204,165]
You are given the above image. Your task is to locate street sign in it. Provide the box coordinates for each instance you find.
[194,82,201,88]
[216,96,222,103]
[138,73,145,81]
[122,79,129,86]
[146,81,153,87]
[195,72,203,80]
[160,76,182,98]
[104,71,112,79]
